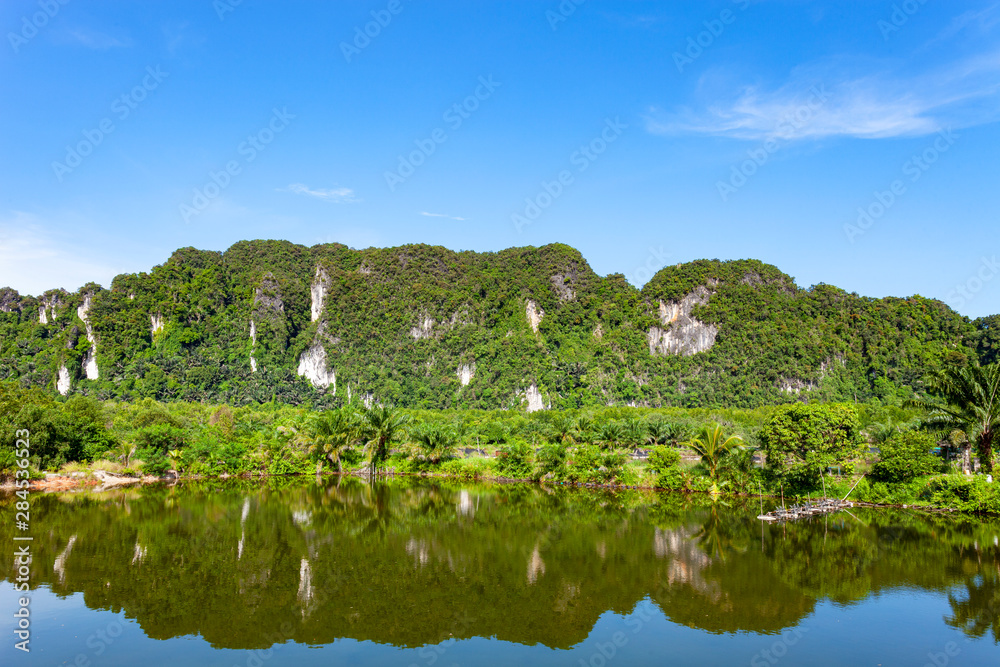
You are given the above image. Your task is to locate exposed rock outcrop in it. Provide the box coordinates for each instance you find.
[457,363,475,386]
[523,384,546,413]
[254,274,285,313]
[56,364,71,395]
[410,316,435,340]
[0,288,19,313]
[310,266,329,323]
[647,287,718,356]
[550,273,576,301]
[297,343,336,390]
[76,293,99,380]
[526,300,544,334]
[39,291,64,324]
[779,378,817,394]
[249,320,257,373]
[150,314,164,336]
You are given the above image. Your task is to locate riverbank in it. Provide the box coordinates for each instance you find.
[8,460,999,517]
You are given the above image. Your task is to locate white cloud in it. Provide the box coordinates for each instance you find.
[0,212,122,296]
[419,211,467,221]
[646,51,1000,141]
[927,3,1000,47]
[281,184,359,203]
[66,28,131,50]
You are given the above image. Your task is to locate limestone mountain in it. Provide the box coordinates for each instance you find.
[0,240,990,409]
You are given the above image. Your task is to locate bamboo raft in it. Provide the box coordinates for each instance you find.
[757,497,852,522]
[756,475,865,523]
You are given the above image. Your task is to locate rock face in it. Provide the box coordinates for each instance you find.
[254,274,285,313]
[310,266,329,323]
[150,314,164,336]
[297,343,336,390]
[410,316,435,340]
[76,293,99,380]
[56,364,71,395]
[779,378,816,394]
[647,287,718,357]
[249,320,258,373]
[457,363,475,386]
[523,384,546,413]
[550,273,575,302]
[526,300,544,334]
[0,288,18,313]
[39,292,63,324]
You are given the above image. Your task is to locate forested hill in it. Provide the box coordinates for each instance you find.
[0,240,995,410]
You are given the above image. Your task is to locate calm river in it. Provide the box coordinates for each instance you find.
[1,478,998,666]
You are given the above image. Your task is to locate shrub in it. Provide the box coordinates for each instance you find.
[441,457,495,480]
[562,445,626,484]
[648,446,685,490]
[919,475,1000,513]
[140,451,171,476]
[134,424,186,456]
[536,443,568,479]
[870,431,942,483]
[495,440,534,479]
[717,448,762,494]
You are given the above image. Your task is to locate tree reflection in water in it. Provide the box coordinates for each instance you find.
[0,477,997,649]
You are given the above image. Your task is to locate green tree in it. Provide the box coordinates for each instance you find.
[307,408,362,472]
[870,431,942,483]
[910,362,1000,474]
[759,403,863,490]
[361,405,410,475]
[411,424,458,464]
[687,423,743,481]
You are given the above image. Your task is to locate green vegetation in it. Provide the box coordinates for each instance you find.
[0,241,994,409]
[759,403,864,489]
[4,362,1000,513]
[910,361,1000,474]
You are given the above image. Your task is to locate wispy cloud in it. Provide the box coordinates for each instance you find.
[927,3,1000,47]
[646,51,1000,141]
[420,211,467,221]
[66,28,131,50]
[0,212,123,295]
[281,184,359,203]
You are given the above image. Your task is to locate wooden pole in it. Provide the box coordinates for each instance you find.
[841,473,866,502]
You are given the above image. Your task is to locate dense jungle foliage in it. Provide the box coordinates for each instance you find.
[0,241,993,409]
[3,379,998,513]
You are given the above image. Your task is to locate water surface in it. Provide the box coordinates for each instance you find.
[2,478,998,666]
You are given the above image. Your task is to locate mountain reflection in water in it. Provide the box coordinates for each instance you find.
[1,477,998,651]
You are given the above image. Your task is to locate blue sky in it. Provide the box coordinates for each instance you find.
[1,0,999,318]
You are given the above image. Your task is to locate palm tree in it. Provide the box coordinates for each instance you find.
[307,408,362,473]
[548,415,578,445]
[597,421,623,450]
[646,420,672,447]
[361,404,410,476]
[115,440,136,468]
[910,362,1000,474]
[622,418,646,449]
[411,424,458,463]
[576,416,595,444]
[687,423,743,481]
